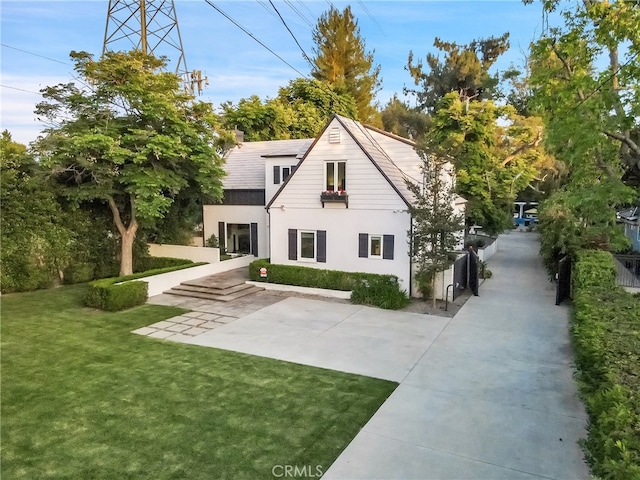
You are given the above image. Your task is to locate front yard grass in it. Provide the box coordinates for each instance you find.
[1,285,396,479]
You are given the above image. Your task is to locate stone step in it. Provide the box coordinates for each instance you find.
[164,284,263,302]
[171,282,252,296]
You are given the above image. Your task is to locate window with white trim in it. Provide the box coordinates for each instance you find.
[299,231,316,261]
[359,233,394,260]
[325,161,346,191]
[370,235,383,258]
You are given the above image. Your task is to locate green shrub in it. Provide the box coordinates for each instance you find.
[134,256,194,272]
[249,260,409,310]
[351,276,410,310]
[573,250,617,291]
[84,261,205,311]
[63,262,95,284]
[84,278,148,312]
[571,250,640,479]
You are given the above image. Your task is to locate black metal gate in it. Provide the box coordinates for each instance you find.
[452,254,468,299]
[555,255,571,305]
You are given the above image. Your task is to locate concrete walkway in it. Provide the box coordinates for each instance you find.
[144,232,589,479]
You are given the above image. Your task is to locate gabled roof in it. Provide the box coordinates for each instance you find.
[266,115,425,209]
[222,138,313,190]
[334,115,416,205]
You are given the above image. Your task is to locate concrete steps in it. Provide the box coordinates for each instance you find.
[163,267,263,302]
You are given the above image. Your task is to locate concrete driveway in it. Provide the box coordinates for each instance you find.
[147,232,590,479]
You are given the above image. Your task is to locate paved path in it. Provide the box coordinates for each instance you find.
[144,232,589,479]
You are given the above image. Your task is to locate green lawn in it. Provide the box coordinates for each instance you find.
[1,285,396,479]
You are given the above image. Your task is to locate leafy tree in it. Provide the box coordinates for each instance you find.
[380,94,430,140]
[0,131,74,291]
[220,78,357,141]
[429,92,557,235]
[406,34,510,114]
[34,51,228,276]
[311,6,381,124]
[526,0,639,268]
[406,139,464,307]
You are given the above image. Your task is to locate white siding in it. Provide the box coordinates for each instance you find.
[274,119,407,211]
[270,207,412,292]
[202,205,269,258]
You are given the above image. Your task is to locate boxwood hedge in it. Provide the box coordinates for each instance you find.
[84,259,204,311]
[249,260,409,310]
[572,250,640,479]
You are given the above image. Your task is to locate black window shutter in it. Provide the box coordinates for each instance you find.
[317,230,326,263]
[218,222,226,249]
[250,223,258,256]
[288,229,297,260]
[358,233,368,258]
[383,235,394,260]
[274,165,280,184]
[291,165,297,173]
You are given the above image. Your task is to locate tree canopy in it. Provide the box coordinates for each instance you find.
[406,34,510,114]
[428,92,556,235]
[34,50,229,275]
[220,78,357,141]
[527,0,639,266]
[311,6,381,124]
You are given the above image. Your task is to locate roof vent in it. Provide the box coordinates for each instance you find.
[329,128,341,144]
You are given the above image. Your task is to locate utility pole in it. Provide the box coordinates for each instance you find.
[102,0,207,95]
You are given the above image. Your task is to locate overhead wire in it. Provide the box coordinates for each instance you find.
[1,43,71,65]
[203,0,307,78]
[283,0,313,27]
[356,0,386,38]
[268,0,314,68]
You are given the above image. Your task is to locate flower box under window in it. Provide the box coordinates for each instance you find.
[320,190,348,208]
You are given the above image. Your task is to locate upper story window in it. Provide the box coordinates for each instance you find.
[274,165,296,185]
[325,161,346,191]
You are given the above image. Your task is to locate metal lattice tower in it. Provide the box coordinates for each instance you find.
[103,0,207,94]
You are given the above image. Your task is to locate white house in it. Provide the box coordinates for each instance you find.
[203,115,466,297]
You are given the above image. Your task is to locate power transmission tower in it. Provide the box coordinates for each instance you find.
[102,0,207,94]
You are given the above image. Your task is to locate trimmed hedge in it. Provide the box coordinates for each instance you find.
[249,260,409,310]
[572,250,640,479]
[84,260,205,312]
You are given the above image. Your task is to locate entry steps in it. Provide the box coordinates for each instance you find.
[163,268,263,302]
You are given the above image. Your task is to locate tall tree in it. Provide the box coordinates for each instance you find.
[380,94,430,140]
[406,140,464,308]
[429,92,557,235]
[311,6,381,124]
[34,51,228,276]
[406,34,510,114]
[220,78,357,141]
[526,0,639,266]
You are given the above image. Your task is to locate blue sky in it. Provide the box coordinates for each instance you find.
[1,0,556,145]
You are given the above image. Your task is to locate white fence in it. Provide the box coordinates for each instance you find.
[137,255,255,297]
[478,237,498,262]
[148,243,220,263]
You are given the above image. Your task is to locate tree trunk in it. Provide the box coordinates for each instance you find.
[120,228,136,276]
[107,196,138,277]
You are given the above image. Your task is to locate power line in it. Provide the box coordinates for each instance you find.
[565,51,638,116]
[356,0,386,38]
[256,0,279,20]
[0,84,42,95]
[283,0,313,27]
[268,0,314,68]
[0,43,70,65]
[204,0,306,78]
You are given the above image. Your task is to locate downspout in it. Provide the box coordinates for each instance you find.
[409,214,413,298]
[265,205,270,260]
